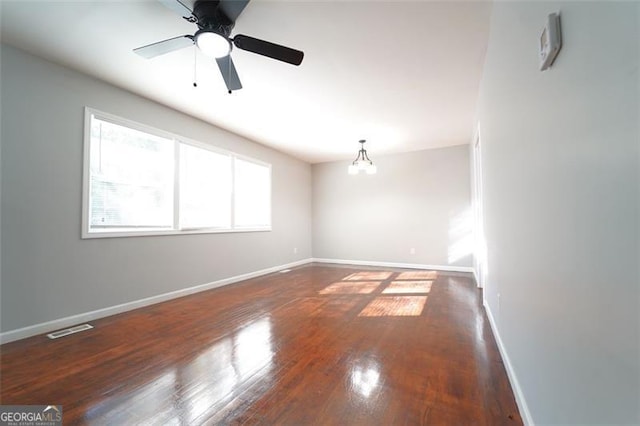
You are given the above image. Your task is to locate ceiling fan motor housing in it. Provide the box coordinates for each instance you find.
[193,0,234,37]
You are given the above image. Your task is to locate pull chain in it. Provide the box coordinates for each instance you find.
[193,46,198,87]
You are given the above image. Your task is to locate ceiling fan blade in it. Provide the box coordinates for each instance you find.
[218,0,250,23]
[233,34,304,66]
[216,55,243,92]
[133,35,194,59]
[157,0,193,18]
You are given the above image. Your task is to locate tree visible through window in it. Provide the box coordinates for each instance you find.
[90,118,174,229]
[84,109,271,237]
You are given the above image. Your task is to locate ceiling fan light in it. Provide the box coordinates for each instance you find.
[366,164,377,175]
[348,164,359,175]
[196,31,231,58]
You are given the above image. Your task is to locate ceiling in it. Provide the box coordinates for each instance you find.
[0,0,492,163]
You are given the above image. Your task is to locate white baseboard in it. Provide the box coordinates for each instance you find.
[0,258,313,345]
[483,300,534,426]
[312,258,474,274]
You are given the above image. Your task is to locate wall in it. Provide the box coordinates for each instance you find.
[477,2,639,424]
[0,45,312,334]
[313,145,472,269]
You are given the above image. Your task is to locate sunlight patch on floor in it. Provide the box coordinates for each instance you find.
[319,281,381,295]
[358,296,427,317]
[396,271,438,280]
[382,280,432,294]
[344,271,393,281]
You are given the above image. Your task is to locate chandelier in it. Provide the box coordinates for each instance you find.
[348,140,377,175]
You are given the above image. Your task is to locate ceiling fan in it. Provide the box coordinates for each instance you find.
[133,0,304,93]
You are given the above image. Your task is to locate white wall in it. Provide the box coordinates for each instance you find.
[0,45,312,333]
[477,2,639,424]
[313,145,472,269]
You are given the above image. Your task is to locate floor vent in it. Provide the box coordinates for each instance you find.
[47,324,93,339]
[279,269,291,273]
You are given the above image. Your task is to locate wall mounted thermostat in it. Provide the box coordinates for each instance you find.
[539,12,562,71]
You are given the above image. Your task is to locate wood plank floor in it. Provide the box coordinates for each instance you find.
[0,264,522,425]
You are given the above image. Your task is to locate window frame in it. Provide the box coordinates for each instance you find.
[82,107,272,239]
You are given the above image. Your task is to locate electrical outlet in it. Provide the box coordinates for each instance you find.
[293,247,298,254]
[410,248,416,255]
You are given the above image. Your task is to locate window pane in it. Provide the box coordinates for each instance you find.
[89,117,174,230]
[234,159,270,228]
[180,144,232,229]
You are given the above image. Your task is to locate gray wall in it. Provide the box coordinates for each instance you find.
[477,2,639,424]
[0,45,312,332]
[313,145,472,268]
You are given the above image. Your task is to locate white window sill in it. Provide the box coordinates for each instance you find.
[82,227,272,239]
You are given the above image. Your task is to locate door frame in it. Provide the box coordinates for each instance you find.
[471,124,486,289]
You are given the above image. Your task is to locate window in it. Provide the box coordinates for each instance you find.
[234,158,271,228]
[83,108,271,238]
[89,117,174,230]
[179,144,231,230]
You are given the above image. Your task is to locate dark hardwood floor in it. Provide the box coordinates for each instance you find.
[0,263,522,425]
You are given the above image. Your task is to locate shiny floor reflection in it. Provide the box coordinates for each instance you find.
[80,318,274,425]
[350,361,381,399]
[0,265,522,425]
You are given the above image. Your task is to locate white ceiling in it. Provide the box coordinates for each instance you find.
[0,0,492,163]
